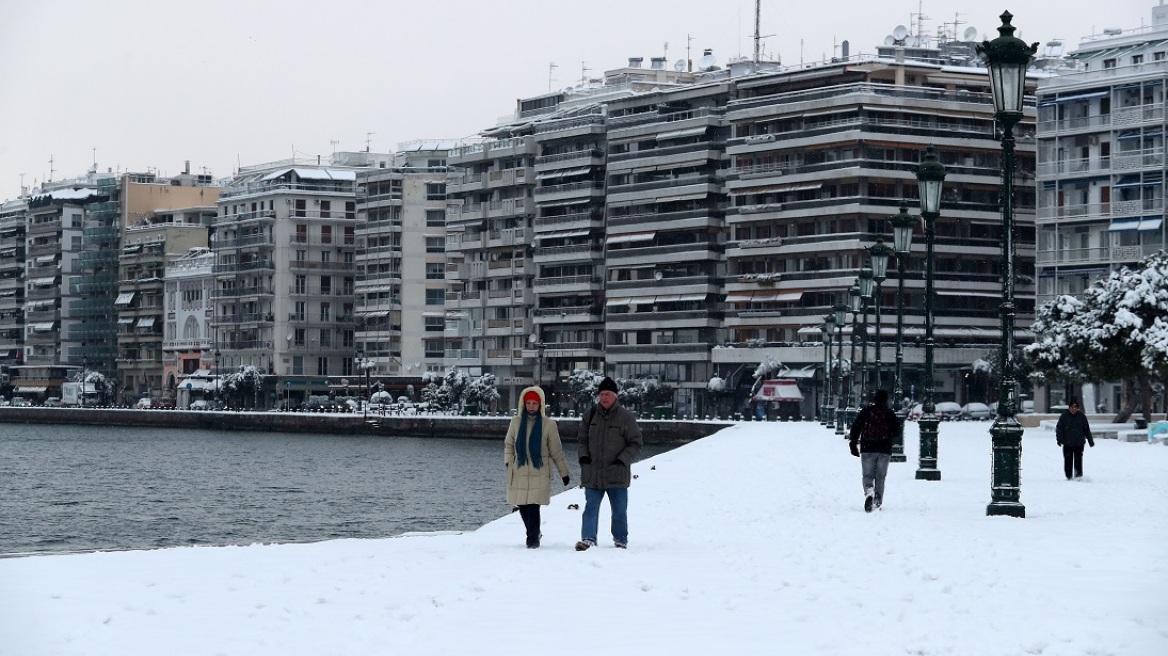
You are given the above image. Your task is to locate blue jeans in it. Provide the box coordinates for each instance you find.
[581,487,628,544]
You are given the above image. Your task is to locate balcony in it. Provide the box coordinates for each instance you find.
[1112,198,1162,217]
[1036,202,1110,220]
[216,233,272,249]
[1111,149,1164,172]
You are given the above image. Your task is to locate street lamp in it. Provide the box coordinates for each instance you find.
[857,267,874,401]
[868,236,893,393]
[357,347,372,419]
[833,303,848,436]
[846,284,862,429]
[214,349,221,405]
[890,204,916,463]
[822,315,836,427]
[978,10,1036,518]
[528,333,546,388]
[914,145,946,481]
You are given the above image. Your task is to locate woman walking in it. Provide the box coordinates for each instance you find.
[504,386,571,548]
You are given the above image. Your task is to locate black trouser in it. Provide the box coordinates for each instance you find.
[517,504,541,541]
[1062,444,1084,479]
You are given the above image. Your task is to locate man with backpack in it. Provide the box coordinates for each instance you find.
[848,389,900,512]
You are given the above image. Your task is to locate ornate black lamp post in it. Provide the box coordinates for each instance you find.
[833,303,848,436]
[822,316,836,426]
[914,145,946,481]
[214,348,221,405]
[978,11,1036,518]
[357,347,373,419]
[857,267,874,402]
[845,284,862,429]
[890,205,916,463]
[868,237,893,393]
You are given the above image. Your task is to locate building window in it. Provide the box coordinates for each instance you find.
[320,250,331,263]
[1103,58,1117,69]
[320,276,332,294]
[425,288,445,305]
[425,237,444,253]
[425,341,445,358]
[342,329,354,348]
[425,316,444,332]
[320,200,331,219]
[319,328,332,347]
[293,301,306,321]
[294,275,307,295]
[321,225,332,244]
[293,356,304,375]
[294,328,306,346]
[317,357,328,376]
[343,278,354,295]
[294,200,306,218]
[426,210,445,227]
[1155,51,1166,61]
[320,302,331,321]
[426,262,445,279]
[426,183,446,200]
[295,224,307,242]
[1132,54,1144,65]
[296,249,306,262]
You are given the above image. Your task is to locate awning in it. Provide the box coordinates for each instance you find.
[31,277,56,286]
[557,167,592,178]
[1053,91,1108,103]
[655,294,683,303]
[535,229,590,241]
[675,294,708,302]
[0,248,16,257]
[30,322,55,331]
[738,181,822,194]
[122,244,142,254]
[629,297,656,305]
[16,386,46,393]
[657,126,707,141]
[35,255,56,264]
[357,310,390,317]
[421,311,446,317]
[606,232,656,245]
[1139,218,1163,231]
[535,171,564,181]
[936,290,1005,298]
[1108,219,1141,232]
[136,317,156,328]
[114,292,136,306]
[725,292,754,302]
[655,192,707,203]
[117,317,135,324]
[772,290,804,302]
[28,299,54,309]
[605,297,633,307]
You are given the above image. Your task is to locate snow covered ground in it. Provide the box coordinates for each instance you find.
[2,419,1165,656]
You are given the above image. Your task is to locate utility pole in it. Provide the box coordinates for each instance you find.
[754,0,761,62]
[548,62,558,91]
[580,61,590,84]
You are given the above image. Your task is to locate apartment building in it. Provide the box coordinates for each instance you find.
[213,158,367,407]
[117,215,211,402]
[354,143,451,391]
[0,199,27,386]
[1034,5,1168,409]
[714,52,1039,409]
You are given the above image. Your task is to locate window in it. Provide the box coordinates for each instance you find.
[1103,58,1117,69]
[320,302,331,321]
[343,226,354,245]
[294,200,306,218]
[319,328,332,347]
[295,250,306,262]
[425,288,445,305]
[320,200,331,218]
[425,316,444,332]
[426,183,446,200]
[343,251,354,263]
[425,341,445,358]
[294,275,307,295]
[426,210,445,227]
[293,356,304,375]
[1155,51,1166,61]
[343,278,354,295]
[1132,54,1144,65]
[426,263,445,279]
[321,225,332,244]
[320,250,331,263]
[342,329,354,348]
[294,328,306,346]
[426,237,444,253]
[295,224,307,243]
[317,357,329,376]
[320,276,332,294]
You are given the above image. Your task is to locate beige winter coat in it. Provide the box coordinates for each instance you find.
[504,386,570,506]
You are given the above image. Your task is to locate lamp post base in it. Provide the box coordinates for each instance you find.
[986,502,1026,518]
[891,409,907,462]
[824,404,836,429]
[915,414,941,479]
[987,418,1025,517]
[915,468,941,481]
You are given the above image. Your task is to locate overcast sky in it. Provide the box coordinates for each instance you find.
[0,0,1153,201]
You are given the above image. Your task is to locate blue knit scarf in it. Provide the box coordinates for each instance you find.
[515,411,543,469]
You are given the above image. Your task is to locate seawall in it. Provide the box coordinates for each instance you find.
[0,407,733,445]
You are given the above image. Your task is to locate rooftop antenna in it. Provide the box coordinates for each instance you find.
[330,140,340,154]
[580,61,590,84]
[548,62,558,91]
[365,132,374,153]
[48,155,55,183]
[687,33,694,71]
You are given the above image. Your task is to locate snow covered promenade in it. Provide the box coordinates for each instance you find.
[2,420,1165,655]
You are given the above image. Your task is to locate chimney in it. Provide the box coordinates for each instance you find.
[841,41,850,59]
[628,57,644,68]
[650,57,666,70]
[184,160,190,174]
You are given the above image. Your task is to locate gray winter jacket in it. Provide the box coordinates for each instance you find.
[577,402,643,489]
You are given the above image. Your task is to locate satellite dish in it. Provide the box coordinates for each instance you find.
[907,35,920,47]
[697,53,717,70]
[893,25,909,41]
[963,26,978,41]
[884,35,895,46]
[654,270,664,281]
[673,59,686,71]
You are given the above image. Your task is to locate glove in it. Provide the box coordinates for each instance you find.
[1057,440,1063,447]
[1088,440,1095,448]
[562,476,570,486]
[849,442,860,457]
[579,456,591,465]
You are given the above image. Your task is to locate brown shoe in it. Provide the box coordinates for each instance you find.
[574,539,594,551]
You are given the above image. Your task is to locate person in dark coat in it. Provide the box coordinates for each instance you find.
[1055,397,1094,480]
[575,376,642,551]
[848,389,900,512]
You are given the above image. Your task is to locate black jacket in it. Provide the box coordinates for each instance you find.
[1055,410,1094,447]
[849,404,900,454]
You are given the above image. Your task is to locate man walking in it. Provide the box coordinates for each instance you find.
[848,389,900,512]
[576,376,642,550]
[1055,397,1094,480]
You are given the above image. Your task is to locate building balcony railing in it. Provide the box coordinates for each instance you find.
[1036,202,1110,220]
[1112,198,1162,217]
[163,338,213,351]
[216,234,272,249]
[215,286,273,298]
[533,181,605,197]
[1036,157,1110,178]
[1111,149,1164,172]
[213,261,274,274]
[1111,242,1167,262]
[533,274,601,288]
[213,209,277,226]
[1035,246,1112,265]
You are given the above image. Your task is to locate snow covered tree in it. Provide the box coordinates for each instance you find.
[566,369,604,411]
[73,369,111,404]
[218,365,264,409]
[1024,250,1168,422]
[463,373,500,412]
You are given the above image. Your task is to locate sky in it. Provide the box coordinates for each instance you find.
[0,0,1154,201]
[2,417,1166,655]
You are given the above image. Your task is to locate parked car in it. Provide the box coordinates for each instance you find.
[189,399,222,411]
[10,397,32,407]
[304,395,342,412]
[960,402,994,421]
[43,397,63,407]
[936,401,963,421]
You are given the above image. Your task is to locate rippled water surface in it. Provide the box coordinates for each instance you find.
[1,423,667,556]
